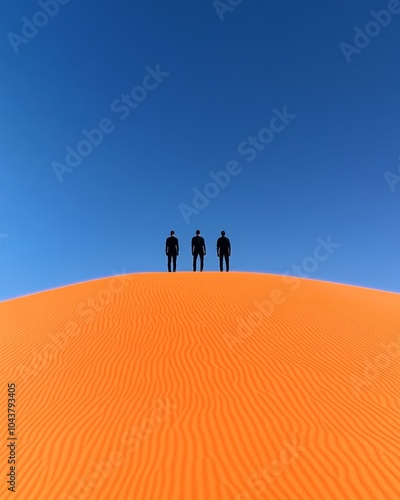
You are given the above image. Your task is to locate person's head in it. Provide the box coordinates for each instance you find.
[196,230,200,235]
[170,230,175,236]
[221,231,225,236]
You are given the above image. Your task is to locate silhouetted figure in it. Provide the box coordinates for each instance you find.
[217,231,231,272]
[192,230,206,271]
[165,230,179,272]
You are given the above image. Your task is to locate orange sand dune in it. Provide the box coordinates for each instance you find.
[1,272,400,499]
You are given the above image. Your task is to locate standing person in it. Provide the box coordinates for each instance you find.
[165,230,179,272]
[192,230,206,272]
[217,231,231,272]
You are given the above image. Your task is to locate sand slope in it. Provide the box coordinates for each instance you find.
[1,272,400,499]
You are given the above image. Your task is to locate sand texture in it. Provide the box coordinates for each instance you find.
[1,272,400,499]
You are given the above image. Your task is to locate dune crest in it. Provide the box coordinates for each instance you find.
[1,272,400,499]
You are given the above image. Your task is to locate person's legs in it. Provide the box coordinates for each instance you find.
[173,254,177,272]
[219,254,223,272]
[167,254,172,272]
[193,252,198,271]
[225,254,229,272]
[200,252,204,271]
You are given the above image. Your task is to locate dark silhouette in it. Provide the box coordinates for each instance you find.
[165,230,179,272]
[192,230,206,271]
[217,231,231,272]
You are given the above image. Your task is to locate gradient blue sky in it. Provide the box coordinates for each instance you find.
[1,0,400,300]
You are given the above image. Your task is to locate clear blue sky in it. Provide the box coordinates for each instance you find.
[1,0,400,300]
